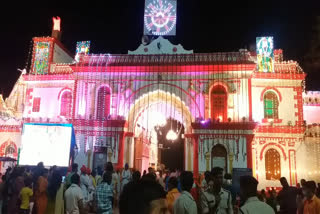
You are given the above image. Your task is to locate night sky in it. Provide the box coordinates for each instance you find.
[1,4,320,97]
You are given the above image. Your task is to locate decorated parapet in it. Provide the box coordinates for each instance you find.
[256,37,274,73]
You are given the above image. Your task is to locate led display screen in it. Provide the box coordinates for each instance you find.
[75,41,90,62]
[256,37,274,72]
[20,123,73,167]
[144,0,177,36]
[32,42,50,74]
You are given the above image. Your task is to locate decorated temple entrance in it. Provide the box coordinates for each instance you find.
[129,90,192,172]
[156,118,185,171]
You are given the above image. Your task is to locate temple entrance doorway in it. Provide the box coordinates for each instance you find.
[211,144,228,173]
[129,90,193,173]
[155,118,184,172]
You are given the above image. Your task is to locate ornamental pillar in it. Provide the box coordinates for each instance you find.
[205,152,210,171]
[187,140,192,171]
[107,148,113,162]
[229,152,234,174]
[117,132,125,169]
[87,149,92,169]
[193,136,199,178]
[246,135,254,170]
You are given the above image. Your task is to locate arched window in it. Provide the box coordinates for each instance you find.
[264,91,279,119]
[5,145,16,157]
[211,85,227,122]
[60,91,72,117]
[96,86,111,119]
[265,148,281,180]
[0,141,17,169]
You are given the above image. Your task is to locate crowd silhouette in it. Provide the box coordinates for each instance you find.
[0,162,319,214]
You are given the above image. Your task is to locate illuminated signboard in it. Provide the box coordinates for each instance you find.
[32,42,50,74]
[75,41,90,62]
[256,37,274,72]
[144,0,177,36]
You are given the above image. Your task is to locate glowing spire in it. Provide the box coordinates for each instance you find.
[52,16,61,32]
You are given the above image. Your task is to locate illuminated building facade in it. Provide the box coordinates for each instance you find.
[0,19,319,189]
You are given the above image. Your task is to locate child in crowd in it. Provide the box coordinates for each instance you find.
[19,177,33,214]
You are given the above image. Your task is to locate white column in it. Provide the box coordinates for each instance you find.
[129,137,134,168]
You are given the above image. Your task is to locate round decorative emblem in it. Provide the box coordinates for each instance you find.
[144,0,177,36]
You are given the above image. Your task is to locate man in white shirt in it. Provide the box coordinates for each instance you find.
[173,171,198,214]
[239,176,274,214]
[200,178,216,213]
[64,173,87,214]
[121,163,131,192]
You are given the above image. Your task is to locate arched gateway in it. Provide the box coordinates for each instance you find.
[127,90,193,173]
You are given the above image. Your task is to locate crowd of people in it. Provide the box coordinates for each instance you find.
[0,162,320,214]
[256,177,320,214]
[0,162,63,214]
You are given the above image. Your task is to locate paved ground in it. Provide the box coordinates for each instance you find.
[89,207,119,214]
